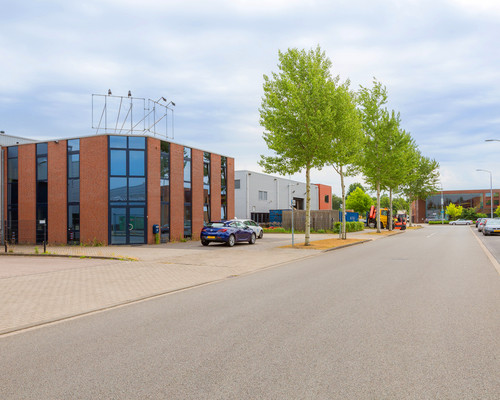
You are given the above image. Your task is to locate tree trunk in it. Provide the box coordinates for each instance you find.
[408,197,413,227]
[340,167,346,240]
[305,166,311,246]
[376,181,381,233]
[389,188,393,231]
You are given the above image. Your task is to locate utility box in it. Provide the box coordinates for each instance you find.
[152,224,159,234]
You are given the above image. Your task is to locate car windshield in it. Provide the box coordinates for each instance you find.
[206,222,225,228]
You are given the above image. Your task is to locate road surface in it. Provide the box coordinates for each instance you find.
[1,225,499,399]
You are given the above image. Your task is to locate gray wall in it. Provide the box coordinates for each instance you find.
[234,170,320,219]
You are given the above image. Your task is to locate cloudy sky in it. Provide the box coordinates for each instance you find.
[2,0,500,195]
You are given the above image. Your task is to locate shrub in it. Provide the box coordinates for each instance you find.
[429,220,449,224]
[333,221,364,233]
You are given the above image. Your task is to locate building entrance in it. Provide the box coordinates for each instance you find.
[110,206,146,245]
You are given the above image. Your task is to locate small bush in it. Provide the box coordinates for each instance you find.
[333,221,364,233]
[428,220,449,224]
[264,227,287,233]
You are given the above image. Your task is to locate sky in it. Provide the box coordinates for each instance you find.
[2,0,500,195]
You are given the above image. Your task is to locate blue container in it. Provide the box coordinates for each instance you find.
[269,209,287,223]
[339,211,359,222]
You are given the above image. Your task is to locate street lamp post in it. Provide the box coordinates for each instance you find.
[476,169,493,218]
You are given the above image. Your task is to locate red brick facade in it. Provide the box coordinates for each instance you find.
[4,135,234,245]
[169,143,184,241]
[48,140,67,244]
[147,138,161,244]
[226,157,235,219]
[80,136,108,245]
[315,184,332,210]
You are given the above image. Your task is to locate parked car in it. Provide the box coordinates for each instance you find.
[200,221,256,247]
[476,218,485,228]
[478,218,490,232]
[449,219,473,225]
[482,219,500,236]
[228,219,263,239]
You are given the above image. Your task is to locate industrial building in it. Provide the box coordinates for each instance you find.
[234,170,332,222]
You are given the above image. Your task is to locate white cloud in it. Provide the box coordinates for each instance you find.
[1,0,500,193]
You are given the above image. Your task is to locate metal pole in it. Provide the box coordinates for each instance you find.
[44,222,46,253]
[490,172,493,218]
[291,200,294,247]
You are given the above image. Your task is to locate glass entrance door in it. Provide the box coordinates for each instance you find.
[111,207,146,245]
[129,207,146,244]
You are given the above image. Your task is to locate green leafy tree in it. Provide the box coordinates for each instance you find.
[381,127,417,230]
[347,182,365,197]
[401,148,440,226]
[358,80,397,232]
[323,81,364,239]
[495,206,500,218]
[445,203,463,220]
[461,207,477,221]
[259,46,335,245]
[345,187,373,215]
[331,194,342,210]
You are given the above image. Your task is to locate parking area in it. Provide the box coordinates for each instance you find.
[471,228,500,264]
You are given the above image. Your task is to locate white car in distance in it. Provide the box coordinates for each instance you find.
[229,219,264,239]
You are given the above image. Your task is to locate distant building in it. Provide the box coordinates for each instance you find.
[412,189,500,222]
[234,170,332,222]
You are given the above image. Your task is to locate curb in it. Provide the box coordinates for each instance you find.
[0,252,129,261]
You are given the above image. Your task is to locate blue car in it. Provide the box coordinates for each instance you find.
[201,221,256,247]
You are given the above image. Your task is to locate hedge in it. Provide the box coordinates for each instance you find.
[333,221,365,233]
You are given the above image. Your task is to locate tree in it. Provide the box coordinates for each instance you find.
[461,207,478,221]
[323,81,364,239]
[380,127,417,230]
[259,46,336,245]
[495,206,500,218]
[446,203,463,220]
[357,80,396,233]
[401,149,440,226]
[347,182,365,197]
[331,194,342,210]
[345,187,373,215]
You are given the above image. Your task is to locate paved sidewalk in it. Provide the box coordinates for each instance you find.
[0,229,403,335]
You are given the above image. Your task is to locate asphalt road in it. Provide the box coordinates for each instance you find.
[1,225,499,399]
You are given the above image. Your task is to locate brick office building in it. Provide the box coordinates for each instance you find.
[3,134,234,245]
[411,188,500,223]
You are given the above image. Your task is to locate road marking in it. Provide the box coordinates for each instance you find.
[426,232,437,238]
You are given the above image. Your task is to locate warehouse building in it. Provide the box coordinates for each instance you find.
[234,170,332,222]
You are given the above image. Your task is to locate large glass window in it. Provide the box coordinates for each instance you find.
[67,140,80,243]
[184,147,192,238]
[7,147,18,243]
[36,143,48,243]
[203,152,211,224]
[160,141,170,243]
[108,136,147,245]
[221,156,227,220]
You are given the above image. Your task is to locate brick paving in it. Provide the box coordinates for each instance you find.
[0,231,392,335]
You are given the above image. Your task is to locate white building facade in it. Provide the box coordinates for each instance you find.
[235,170,331,222]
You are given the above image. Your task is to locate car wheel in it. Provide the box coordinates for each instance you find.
[249,233,256,244]
[227,234,235,247]
[201,239,209,246]
[258,230,263,239]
